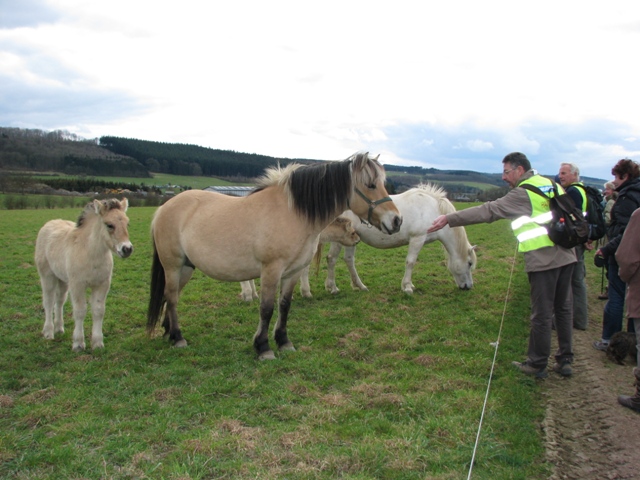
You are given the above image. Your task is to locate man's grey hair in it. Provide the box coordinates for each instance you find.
[560,162,581,181]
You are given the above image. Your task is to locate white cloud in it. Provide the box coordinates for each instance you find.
[1,0,640,179]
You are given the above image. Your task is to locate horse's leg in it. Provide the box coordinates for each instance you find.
[324,242,343,294]
[163,266,192,347]
[69,286,87,352]
[89,283,110,349]
[239,280,257,302]
[299,265,312,298]
[274,275,298,352]
[402,236,426,294]
[343,245,368,291]
[40,274,57,339]
[253,269,281,360]
[54,280,69,335]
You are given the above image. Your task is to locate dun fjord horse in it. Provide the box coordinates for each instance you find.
[325,184,477,294]
[147,152,402,360]
[239,215,361,301]
[35,198,133,351]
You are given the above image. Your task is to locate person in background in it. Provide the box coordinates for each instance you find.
[603,181,618,226]
[428,152,576,378]
[598,181,618,300]
[557,163,591,330]
[593,159,640,351]
[615,208,640,412]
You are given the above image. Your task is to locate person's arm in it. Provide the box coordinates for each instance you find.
[616,209,640,282]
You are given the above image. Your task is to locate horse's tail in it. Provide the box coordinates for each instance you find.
[147,240,166,334]
[312,242,325,276]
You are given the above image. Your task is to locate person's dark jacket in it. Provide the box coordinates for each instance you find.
[601,177,640,258]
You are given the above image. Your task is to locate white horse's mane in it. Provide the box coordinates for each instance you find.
[415,183,472,258]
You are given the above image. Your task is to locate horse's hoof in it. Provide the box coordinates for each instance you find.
[279,343,296,352]
[174,339,188,348]
[43,332,54,340]
[258,351,276,360]
[72,344,85,352]
[92,342,104,349]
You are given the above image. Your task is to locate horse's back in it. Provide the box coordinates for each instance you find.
[152,188,318,282]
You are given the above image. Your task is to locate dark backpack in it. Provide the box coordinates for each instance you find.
[575,184,606,241]
[521,181,589,249]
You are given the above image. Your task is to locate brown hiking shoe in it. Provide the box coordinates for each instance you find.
[552,362,572,377]
[512,361,548,379]
[618,395,640,412]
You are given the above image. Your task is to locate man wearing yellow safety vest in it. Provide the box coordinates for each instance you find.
[428,152,577,378]
[557,162,592,331]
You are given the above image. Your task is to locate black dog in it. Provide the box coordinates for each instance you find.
[606,332,638,365]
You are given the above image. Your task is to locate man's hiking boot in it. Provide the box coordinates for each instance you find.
[618,367,640,413]
[512,361,548,379]
[552,361,572,377]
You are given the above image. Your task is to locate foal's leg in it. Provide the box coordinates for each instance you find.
[324,242,343,294]
[53,280,69,335]
[343,245,368,291]
[401,236,427,294]
[239,280,258,302]
[299,266,312,298]
[275,275,299,352]
[69,286,87,352]
[41,274,57,340]
[89,283,110,349]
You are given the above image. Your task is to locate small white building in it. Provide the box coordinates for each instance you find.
[204,186,255,197]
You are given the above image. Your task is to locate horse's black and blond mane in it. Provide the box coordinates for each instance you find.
[252,152,384,225]
[76,198,123,227]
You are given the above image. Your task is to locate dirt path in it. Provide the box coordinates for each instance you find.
[543,292,640,479]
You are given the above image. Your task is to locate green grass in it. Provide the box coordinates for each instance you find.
[0,204,561,479]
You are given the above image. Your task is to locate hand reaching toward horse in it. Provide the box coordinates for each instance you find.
[428,214,449,233]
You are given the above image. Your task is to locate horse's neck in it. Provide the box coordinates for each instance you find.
[440,227,468,259]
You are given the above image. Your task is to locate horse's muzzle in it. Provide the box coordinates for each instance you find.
[118,244,134,258]
[384,215,402,235]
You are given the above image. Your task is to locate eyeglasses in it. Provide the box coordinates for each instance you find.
[503,168,515,175]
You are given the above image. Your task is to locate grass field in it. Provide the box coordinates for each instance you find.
[0,203,564,479]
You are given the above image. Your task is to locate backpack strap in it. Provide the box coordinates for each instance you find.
[521,181,556,199]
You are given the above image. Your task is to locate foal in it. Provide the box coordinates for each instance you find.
[35,198,133,351]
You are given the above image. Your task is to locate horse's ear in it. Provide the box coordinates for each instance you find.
[92,199,102,214]
[470,245,478,251]
[121,197,129,212]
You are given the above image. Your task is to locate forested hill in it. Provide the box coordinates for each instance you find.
[0,128,317,178]
[98,136,318,177]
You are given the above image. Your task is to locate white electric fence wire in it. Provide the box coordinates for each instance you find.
[467,242,520,479]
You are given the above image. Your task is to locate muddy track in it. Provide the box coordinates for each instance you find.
[543,293,640,479]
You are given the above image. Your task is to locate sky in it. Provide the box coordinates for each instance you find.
[2,0,640,181]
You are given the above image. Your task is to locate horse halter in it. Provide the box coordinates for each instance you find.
[353,187,393,224]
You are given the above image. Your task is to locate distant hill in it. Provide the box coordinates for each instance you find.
[0,127,606,197]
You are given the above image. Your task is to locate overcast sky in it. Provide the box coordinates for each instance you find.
[2,0,639,180]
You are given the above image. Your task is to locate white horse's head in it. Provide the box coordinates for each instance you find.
[446,243,477,290]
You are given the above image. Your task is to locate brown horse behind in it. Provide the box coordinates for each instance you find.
[147,152,402,359]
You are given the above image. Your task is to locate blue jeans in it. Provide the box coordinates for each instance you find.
[602,257,628,341]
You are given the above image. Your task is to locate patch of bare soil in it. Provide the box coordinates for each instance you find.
[543,293,640,479]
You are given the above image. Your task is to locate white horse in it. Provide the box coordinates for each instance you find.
[239,215,360,301]
[325,184,477,294]
[35,198,133,351]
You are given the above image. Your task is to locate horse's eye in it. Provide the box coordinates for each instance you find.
[105,223,115,231]
[368,183,377,190]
